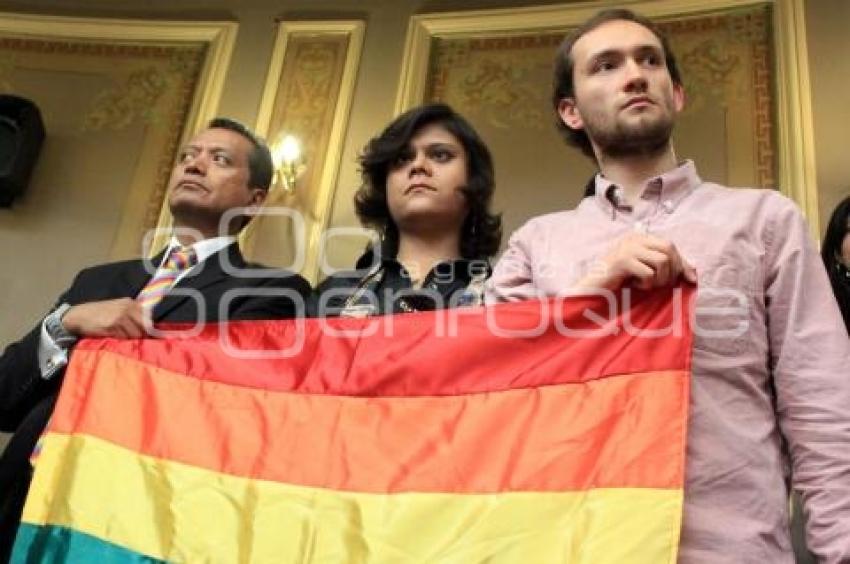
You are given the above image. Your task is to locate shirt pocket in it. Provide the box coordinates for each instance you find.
[691,255,763,357]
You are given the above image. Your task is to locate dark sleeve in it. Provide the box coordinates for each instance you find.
[0,279,75,432]
[226,270,313,321]
[1,260,148,430]
[309,275,334,318]
[310,272,363,318]
[0,326,50,432]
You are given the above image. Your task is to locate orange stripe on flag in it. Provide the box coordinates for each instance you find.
[51,349,687,493]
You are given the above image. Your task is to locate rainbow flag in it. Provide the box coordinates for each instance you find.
[13,286,693,563]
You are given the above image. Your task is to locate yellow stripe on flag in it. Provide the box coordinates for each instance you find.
[25,433,683,563]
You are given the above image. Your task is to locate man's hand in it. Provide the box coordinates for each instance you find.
[61,298,150,339]
[575,233,697,291]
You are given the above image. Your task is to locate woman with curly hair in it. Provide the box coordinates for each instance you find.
[822,195,850,335]
[316,103,501,316]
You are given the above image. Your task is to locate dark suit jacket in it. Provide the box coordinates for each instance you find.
[0,243,310,560]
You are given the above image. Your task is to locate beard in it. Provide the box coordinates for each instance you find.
[584,109,675,159]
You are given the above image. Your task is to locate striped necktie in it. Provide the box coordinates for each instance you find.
[137,246,198,309]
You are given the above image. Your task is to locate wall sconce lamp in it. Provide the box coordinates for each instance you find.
[271,134,305,193]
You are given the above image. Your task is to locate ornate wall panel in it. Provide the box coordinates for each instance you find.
[0,13,237,259]
[665,8,774,189]
[245,20,364,284]
[397,0,818,238]
[0,40,206,255]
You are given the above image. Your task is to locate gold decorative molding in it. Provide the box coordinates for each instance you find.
[662,8,775,188]
[426,35,562,132]
[246,20,364,284]
[397,0,818,234]
[83,50,205,133]
[0,52,15,91]
[0,11,238,258]
[773,0,819,237]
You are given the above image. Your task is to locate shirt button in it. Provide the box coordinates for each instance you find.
[662,199,675,213]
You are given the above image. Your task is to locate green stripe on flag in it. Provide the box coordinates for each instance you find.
[12,523,165,563]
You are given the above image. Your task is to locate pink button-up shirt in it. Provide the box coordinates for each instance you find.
[487,161,850,563]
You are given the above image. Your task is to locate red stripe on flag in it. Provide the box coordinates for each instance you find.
[74,287,694,397]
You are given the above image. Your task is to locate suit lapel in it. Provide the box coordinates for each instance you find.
[151,243,244,322]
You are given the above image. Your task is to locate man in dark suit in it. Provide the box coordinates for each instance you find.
[0,117,311,559]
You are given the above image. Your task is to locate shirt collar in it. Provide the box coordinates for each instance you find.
[164,235,235,266]
[592,159,702,216]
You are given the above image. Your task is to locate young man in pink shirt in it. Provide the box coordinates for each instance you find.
[488,9,850,563]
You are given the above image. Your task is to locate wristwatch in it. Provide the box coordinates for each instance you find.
[45,303,78,348]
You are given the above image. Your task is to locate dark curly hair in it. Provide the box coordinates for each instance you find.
[354,103,501,260]
[552,9,683,158]
[822,195,850,334]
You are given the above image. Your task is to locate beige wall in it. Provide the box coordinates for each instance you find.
[0,0,848,449]
[0,0,571,345]
[805,0,850,238]
[0,0,567,448]
[1,0,842,326]
[0,81,139,344]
